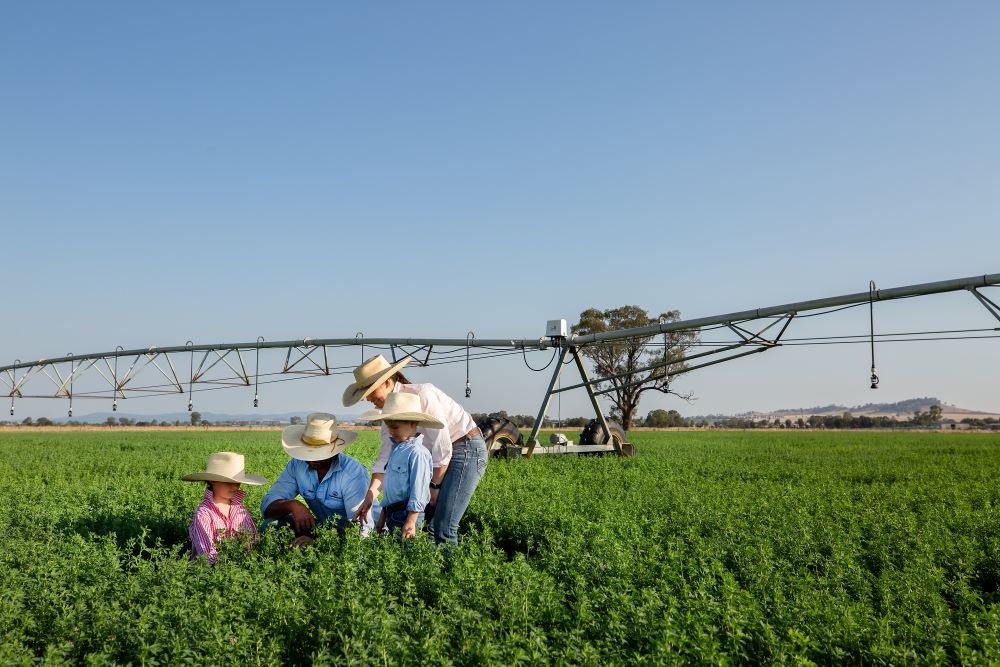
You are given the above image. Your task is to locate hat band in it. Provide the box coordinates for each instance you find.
[301,434,345,447]
[357,371,385,386]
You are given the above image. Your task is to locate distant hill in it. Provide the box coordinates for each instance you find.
[691,397,1000,422]
[764,397,1000,422]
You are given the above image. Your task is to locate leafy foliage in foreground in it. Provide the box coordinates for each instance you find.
[1,430,998,664]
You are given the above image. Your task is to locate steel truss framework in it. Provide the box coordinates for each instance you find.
[2,273,999,454]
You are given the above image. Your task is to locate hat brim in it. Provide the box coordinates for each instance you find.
[280,424,359,461]
[181,472,268,485]
[357,408,444,430]
[342,356,412,407]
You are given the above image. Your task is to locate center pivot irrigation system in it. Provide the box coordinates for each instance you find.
[3,273,999,457]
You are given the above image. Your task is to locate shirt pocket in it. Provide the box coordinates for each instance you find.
[389,461,407,475]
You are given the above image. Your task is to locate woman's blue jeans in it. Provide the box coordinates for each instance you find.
[433,435,487,545]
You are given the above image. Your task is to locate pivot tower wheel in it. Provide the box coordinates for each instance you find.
[476,416,524,459]
[578,419,635,456]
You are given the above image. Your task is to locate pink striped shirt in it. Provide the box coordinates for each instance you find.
[188,487,258,563]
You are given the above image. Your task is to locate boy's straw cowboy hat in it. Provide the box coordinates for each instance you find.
[342,354,412,407]
[358,392,445,429]
[281,412,359,461]
[182,452,267,485]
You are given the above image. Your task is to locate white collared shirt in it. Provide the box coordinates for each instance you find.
[371,382,476,474]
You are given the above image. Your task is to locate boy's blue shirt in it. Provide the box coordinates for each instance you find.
[382,433,433,513]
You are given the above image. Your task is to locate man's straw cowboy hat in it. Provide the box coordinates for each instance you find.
[281,412,358,461]
[182,452,268,485]
[358,392,445,429]
[342,354,412,407]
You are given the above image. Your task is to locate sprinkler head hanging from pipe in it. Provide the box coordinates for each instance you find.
[870,366,879,389]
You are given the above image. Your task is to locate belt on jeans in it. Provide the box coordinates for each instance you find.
[452,427,482,445]
[382,500,408,514]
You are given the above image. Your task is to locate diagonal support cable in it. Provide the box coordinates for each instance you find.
[970,288,1000,324]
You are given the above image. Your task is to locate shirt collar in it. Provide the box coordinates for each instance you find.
[391,433,424,448]
[300,454,343,475]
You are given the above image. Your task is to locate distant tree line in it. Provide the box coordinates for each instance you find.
[6,403,997,431]
[0,417,200,427]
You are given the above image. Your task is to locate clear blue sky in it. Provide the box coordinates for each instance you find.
[3,2,999,420]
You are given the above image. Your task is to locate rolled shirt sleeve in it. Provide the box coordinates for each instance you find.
[260,461,301,515]
[406,447,433,513]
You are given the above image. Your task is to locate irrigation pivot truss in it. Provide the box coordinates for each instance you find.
[2,273,999,455]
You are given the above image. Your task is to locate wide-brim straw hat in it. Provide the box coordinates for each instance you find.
[281,412,359,461]
[342,354,412,407]
[182,451,268,485]
[358,392,445,429]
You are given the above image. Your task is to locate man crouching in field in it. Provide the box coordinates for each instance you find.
[260,413,377,547]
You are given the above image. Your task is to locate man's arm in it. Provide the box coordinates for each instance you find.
[261,462,314,533]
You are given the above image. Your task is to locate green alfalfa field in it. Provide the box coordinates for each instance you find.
[1,429,998,665]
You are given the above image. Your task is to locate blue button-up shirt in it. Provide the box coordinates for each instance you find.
[261,453,376,534]
[383,434,433,513]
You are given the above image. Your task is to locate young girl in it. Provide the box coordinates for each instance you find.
[360,393,442,538]
[182,451,267,563]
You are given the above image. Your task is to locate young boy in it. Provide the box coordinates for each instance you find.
[182,451,267,563]
[360,393,443,538]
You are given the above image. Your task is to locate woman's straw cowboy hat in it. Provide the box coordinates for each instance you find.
[358,392,445,429]
[281,412,359,461]
[342,354,412,407]
[182,452,268,485]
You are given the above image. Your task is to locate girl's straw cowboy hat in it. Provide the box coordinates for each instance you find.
[342,354,412,407]
[281,412,359,461]
[182,452,268,485]
[358,392,445,429]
